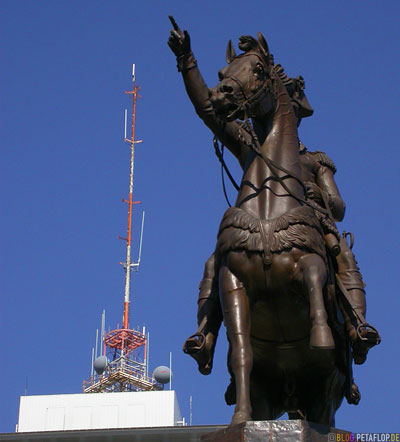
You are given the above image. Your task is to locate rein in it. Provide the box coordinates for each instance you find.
[239,117,329,216]
[229,61,329,216]
[213,136,240,207]
[213,54,329,217]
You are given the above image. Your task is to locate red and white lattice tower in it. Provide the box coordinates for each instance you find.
[83,65,162,393]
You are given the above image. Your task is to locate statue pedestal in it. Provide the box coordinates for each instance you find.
[201,420,351,442]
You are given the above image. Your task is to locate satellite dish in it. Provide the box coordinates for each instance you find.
[154,366,172,384]
[93,355,108,374]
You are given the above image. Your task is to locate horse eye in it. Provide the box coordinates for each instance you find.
[255,64,264,75]
[218,71,224,80]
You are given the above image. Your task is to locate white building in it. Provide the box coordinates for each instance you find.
[17,390,183,432]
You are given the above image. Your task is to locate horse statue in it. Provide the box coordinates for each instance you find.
[169,18,355,427]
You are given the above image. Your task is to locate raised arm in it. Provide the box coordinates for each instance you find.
[168,16,249,168]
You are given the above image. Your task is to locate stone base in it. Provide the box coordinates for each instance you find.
[201,420,351,442]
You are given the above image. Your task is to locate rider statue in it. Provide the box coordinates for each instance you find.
[168,17,380,393]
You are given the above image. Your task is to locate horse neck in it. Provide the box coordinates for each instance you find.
[251,77,304,218]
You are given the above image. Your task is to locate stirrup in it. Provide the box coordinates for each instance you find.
[183,332,206,354]
[356,323,381,345]
[183,331,214,375]
[352,323,381,365]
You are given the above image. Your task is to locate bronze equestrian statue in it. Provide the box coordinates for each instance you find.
[168,17,380,427]
[181,74,378,370]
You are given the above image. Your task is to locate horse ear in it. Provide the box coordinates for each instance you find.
[226,40,237,64]
[257,32,270,61]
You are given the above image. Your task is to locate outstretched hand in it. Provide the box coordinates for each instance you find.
[168,15,191,57]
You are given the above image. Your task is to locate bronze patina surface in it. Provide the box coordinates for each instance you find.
[168,17,380,427]
[201,420,351,442]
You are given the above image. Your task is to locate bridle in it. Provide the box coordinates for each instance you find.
[214,54,329,217]
[237,120,328,216]
[223,52,273,120]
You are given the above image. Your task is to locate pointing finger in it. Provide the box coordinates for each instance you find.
[168,15,181,32]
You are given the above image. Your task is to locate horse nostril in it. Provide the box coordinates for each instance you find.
[220,84,234,94]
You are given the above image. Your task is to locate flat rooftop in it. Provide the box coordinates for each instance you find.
[0,425,226,442]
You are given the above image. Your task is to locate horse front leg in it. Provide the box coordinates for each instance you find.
[219,263,252,425]
[298,254,334,349]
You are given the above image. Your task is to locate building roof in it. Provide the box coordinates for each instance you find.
[0,425,226,442]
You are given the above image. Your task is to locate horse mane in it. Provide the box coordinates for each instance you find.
[238,35,275,65]
[274,63,314,119]
[273,63,296,94]
[238,35,258,52]
[236,35,301,88]
[235,36,307,113]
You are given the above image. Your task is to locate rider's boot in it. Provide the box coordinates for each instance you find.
[337,236,380,364]
[183,254,223,375]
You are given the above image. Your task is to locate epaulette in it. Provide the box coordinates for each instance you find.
[299,141,307,153]
[310,150,337,174]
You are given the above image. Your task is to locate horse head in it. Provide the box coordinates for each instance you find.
[209,33,275,122]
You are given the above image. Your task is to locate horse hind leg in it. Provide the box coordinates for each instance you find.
[250,370,278,421]
[305,367,345,427]
[219,264,252,426]
[299,254,335,349]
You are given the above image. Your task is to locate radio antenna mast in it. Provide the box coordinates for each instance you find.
[121,63,143,330]
[83,65,161,393]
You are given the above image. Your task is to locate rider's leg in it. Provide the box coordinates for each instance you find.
[298,253,334,349]
[336,236,366,316]
[336,236,379,364]
[197,253,223,335]
[219,262,252,425]
[183,253,222,374]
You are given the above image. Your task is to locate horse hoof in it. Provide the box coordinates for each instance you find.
[310,325,335,349]
[230,411,251,426]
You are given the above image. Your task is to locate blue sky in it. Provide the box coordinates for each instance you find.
[1,0,399,434]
